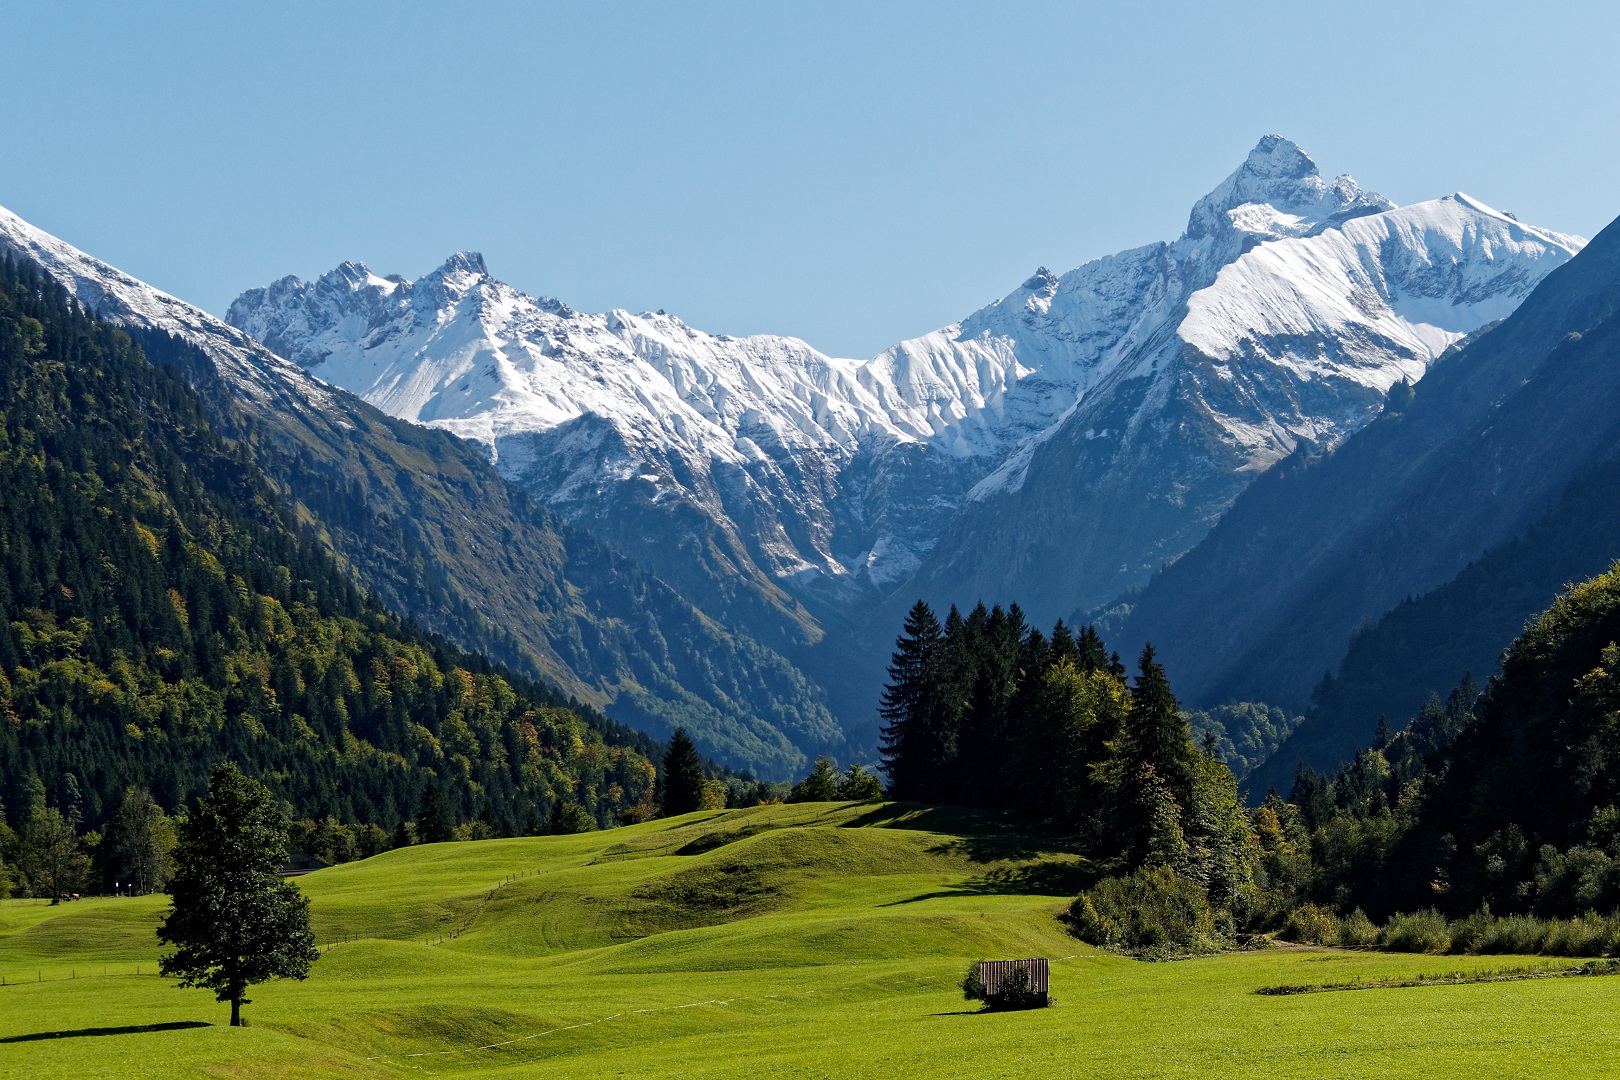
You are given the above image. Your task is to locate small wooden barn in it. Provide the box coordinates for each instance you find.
[979,957,1050,1005]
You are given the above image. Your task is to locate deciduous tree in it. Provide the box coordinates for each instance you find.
[157,763,318,1026]
[19,807,88,903]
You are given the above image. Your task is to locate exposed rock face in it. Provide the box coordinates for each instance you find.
[224,136,1582,732]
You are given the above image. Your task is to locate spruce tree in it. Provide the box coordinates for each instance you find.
[661,728,707,817]
[1121,644,1194,804]
[414,785,456,844]
[878,601,947,800]
[1076,624,1111,673]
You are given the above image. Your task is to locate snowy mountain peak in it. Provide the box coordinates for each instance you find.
[1240,134,1317,180]
[1185,134,1393,243]
[223,136,1584,615]
[429,250,490,280]
[1020,266,1059,294]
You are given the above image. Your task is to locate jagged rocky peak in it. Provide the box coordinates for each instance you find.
[1184,134,1393,243]
[428,250,490,281]
[1020,266,1059,294]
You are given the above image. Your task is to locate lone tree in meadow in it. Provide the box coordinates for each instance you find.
[661,728,708,817]
[157,762,318,1026]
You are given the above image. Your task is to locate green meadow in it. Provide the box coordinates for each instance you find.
[3,801,1617,1078]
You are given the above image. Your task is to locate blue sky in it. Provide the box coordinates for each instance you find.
[4,1,1615,357]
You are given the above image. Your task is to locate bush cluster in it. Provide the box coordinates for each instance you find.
[1069,866,1220,958]
[1266,903,1620,957]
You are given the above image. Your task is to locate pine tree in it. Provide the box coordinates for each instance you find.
[660,728,707,817]
[1076,624,1110,673]
[157,763,318,1026]
[788,757,842,802]
[955,604,1024,805]
[1372,715,1393,750]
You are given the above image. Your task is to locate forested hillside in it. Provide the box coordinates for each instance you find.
[1252,454,1620,794]
[1265,561,1620,926]
[0,256,658,845]
[0,204,841,779]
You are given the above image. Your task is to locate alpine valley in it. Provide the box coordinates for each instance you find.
[223,136,1583,772]
[0,136,1601,784]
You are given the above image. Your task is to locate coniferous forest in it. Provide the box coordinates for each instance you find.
[876,568,1620,956]
[0,257,661,895]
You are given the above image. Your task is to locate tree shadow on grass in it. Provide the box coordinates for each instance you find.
[0,1021,211,1043]
[841,803,1077,864]
[882,858,1099,906]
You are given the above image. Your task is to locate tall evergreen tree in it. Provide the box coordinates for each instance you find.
[955,603,1027,805]
[1076,624,1111,674]
[660,728,708,817]
[879,601,949,800]
[414,785,456,844]
[1121,644,1195,804]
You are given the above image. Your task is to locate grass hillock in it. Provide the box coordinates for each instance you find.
[6,801,1620,1077]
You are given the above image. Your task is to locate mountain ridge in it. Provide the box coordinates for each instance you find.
[228,138,1582,642]
[0,202,840,777]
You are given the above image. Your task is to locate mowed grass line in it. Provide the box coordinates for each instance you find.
[3,801,1619,1078]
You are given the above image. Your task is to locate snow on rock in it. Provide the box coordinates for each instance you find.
[223,136,1584,613]
[0,202,335,414]
[1180,192,1584,397]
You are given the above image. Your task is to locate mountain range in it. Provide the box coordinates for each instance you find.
[2,135,1606,785]
[222,137,1584,744]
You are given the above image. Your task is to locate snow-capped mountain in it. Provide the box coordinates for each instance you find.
[229,136,1583,638]
[0,201,848,777]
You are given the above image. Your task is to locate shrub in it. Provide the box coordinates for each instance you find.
[1335,908,1378,947]
[1380,908,1451,953]
[1543,914,1618,957]
[991,965,1046,1010]
[1069,865,1219,957]
[962,962,1046,1010]
[1473,913,1549,955]
[962,961,988,1003]
[1282,904,1339,945]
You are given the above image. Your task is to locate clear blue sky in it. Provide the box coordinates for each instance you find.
[4,1,1615,358]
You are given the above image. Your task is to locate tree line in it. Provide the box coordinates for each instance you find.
[873,575,1620,957]
[878,600,1257,938]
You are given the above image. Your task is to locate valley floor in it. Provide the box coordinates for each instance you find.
[2,802,1615,1078]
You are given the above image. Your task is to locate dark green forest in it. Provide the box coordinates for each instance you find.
[1283,561,1620,923]
[878,570,1620,956]
[0,256,660,894]
[878,600,1257,944]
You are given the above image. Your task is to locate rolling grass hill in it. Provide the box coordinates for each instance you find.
[5,802,1620,1077]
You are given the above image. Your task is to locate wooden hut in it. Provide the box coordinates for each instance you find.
[979,957,1049,1006]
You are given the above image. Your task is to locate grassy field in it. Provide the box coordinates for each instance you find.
[4,800,1619,1078]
